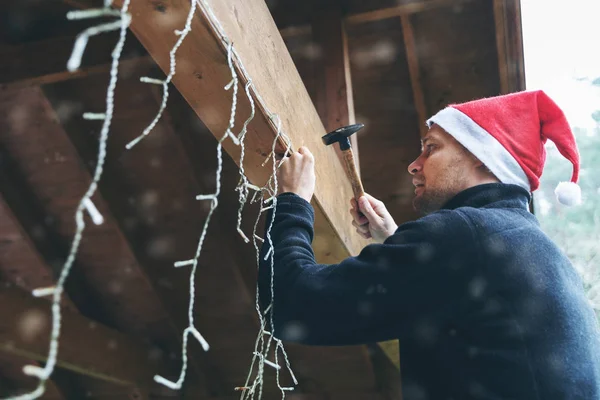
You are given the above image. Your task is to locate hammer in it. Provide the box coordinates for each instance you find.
[322,123,365,201]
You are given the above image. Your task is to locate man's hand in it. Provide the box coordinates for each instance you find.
[276,146,316,203]
[350,194,398,243]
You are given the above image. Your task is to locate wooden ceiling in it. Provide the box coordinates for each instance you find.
[0,0,524,398]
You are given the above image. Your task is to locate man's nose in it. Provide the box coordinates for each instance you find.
[408,157,422,175]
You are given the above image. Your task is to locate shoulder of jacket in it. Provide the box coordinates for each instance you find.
[401,209,475,240]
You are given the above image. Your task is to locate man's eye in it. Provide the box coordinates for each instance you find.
[425,144,435,153]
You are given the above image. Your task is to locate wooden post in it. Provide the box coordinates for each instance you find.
[312,4,361,174]
[310,2,402,380]
[493,0,526,94]
[401,14,428,136]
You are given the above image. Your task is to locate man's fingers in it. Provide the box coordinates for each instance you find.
[350,208,369,226]
[297,146,314,159]
[364,193,385,209]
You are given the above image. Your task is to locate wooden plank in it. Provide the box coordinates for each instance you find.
[0,285,167,387]
[116,0,370,261]
[493,0,526,94]
[401,15,428,137]
[312,4,360,173]
[346,0,478,25]
[0,34,150,90]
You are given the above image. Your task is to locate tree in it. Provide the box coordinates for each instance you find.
[535,107,600,310]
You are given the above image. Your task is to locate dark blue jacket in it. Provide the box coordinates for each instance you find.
[258,183,600,399]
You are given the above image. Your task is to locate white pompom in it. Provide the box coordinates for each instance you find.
[554,181,582,206]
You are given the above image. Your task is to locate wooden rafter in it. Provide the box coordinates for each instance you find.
[0,188,130,398]
[0,34,151,90]
[401,14,428,136]
[0,86,214,395]
[0,286,167,387]
[345,0,478,25]
[312,3,360,173]
[0,353,66,399]
[493,0,526,94]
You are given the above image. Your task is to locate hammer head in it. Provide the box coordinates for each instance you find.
[322,123,364,151]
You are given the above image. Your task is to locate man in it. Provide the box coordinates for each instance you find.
[258,90,600,399]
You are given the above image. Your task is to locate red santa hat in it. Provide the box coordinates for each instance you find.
[426,90,581,206]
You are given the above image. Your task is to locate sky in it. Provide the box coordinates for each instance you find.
[521,0,600,130]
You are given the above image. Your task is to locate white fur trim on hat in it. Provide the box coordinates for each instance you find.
[555,181,582,206]
[427,107,531,191]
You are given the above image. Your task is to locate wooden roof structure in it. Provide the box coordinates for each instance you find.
[0,0,525,398]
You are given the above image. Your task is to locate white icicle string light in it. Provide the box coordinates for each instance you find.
[234,80,257,244]
[66,8,129,72]
[153,34,243,392]
[2,2,132,400]
[194,3,300,394]
[238,115,296,399]
[125,0,198,150]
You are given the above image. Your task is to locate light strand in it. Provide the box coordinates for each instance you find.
[125,0,198,150]
[66,8,130,72]
[189,0,301,394]
[3,1,132,399]
[153,23,243,392]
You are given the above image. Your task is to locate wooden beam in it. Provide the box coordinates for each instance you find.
[493,0,526,94]
[346,0,478,25]
[0,285,167,387]
[0,86,213,396]
[312,4,361,174]
[0,186,132,398]
[401,15,428,136]
[117,0,370,262]
[0,34,151,90]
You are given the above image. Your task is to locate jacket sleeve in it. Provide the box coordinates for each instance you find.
[258,193,476,346]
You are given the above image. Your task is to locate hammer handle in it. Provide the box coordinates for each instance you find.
[342,148,365,200]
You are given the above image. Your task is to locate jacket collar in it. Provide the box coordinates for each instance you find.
[441,183,532,211]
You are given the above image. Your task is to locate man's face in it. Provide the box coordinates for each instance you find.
[408,124,480,215]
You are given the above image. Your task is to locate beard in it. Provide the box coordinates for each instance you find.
[413,186,454,215]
